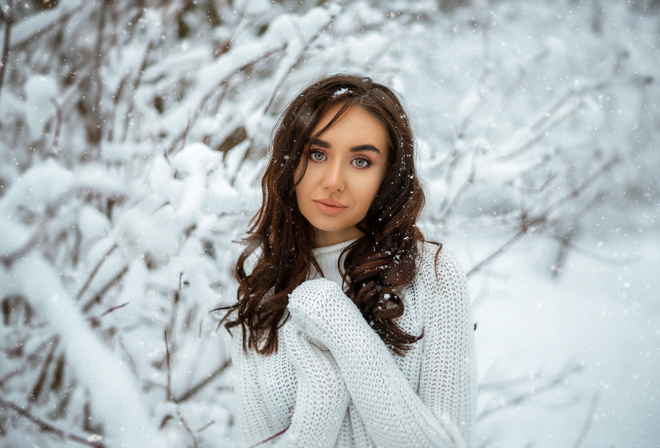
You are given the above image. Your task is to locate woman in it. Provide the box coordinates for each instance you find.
[222,74,476,447]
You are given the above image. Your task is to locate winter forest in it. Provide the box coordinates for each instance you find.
[0,0,658,446]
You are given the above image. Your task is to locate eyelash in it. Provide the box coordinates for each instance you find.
[307,148,373,169]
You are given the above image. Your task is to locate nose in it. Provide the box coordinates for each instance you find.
[322,161,344,193]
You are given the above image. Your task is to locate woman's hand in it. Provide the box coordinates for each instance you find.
[287,278,355,348]
[274,321,349,447]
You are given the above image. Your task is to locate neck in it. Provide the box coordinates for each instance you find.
[313,228,364,248]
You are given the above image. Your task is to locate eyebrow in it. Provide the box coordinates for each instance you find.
[308,137,383,155]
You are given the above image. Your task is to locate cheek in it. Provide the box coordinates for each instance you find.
[356,173,386,208]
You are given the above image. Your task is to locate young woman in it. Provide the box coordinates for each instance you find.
[222,74,476,447]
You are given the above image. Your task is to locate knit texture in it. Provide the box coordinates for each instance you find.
[231,240,476,447]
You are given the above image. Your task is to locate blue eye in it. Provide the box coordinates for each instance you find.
[309,150,326,161]
[353,157,371,168]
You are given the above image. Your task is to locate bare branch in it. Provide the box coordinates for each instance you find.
[250,424,291,448]
[8,2,85,50]
[0,189,79,268]
[165,329,173,401]
[0,0,13,99]
[50,97,63,153]
[437,157,476,223]
[196,420,215,433]
[467,228,525,278]
[0,218,49,268]
[262,13,337,115]
[81,265,128,314]
[542,156,619,219]
[178,409,199,448]
[573,392,599,448]
[119,39,156,142]
[166,45,285,156]
[0,396,106,448]
[77,243,118,301]
[174,358,232,403]
[478,360,583,421]
[99,301,129,318]
[27,337,60,410]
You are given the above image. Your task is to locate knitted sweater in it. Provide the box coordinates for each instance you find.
[231,240,477,447]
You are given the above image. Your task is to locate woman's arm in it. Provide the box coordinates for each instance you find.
[232,322,350,448]
[418,250,477,444]
[287,250,476,448]
[272,322,350,447]
[231,330,279,446]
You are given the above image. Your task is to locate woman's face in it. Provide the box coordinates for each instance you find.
[294,103,389,248]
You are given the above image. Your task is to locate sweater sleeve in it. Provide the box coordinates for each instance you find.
[272,322,350,447]
[231,329,278,447]
[286,251,476,448]
[418,250,477,444]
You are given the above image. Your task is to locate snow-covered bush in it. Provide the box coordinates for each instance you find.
[0,0,657,446]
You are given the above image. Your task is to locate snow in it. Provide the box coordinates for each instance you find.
[4,0,84,48]
[0,159,74,215]
[1,0,658,446]
[468,232,660,447]
[9,252,167,447]
[25,75,58,141]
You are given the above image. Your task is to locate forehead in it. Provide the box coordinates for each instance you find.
[311,103,389,149]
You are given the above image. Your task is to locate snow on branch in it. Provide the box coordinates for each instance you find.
[8,252,167,447]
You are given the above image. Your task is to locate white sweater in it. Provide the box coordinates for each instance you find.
[231,240,476,447]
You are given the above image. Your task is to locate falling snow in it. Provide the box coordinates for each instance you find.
[0,0,658,447]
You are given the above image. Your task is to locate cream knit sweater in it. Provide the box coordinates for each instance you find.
[231,240,476,447]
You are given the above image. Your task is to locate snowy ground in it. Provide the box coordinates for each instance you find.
[459,230,660,448]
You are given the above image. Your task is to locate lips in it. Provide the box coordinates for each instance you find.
[313,198,347,215]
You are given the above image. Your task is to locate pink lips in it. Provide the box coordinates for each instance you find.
[313,198,347,215]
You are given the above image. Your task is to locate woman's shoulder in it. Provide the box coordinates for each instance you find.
[413,240,468,299]
[416,240,465,277]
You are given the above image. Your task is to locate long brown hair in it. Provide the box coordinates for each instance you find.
[223,74,426,356]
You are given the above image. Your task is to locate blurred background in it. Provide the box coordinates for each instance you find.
[0,0,658,446]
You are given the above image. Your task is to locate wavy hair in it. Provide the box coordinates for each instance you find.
[222,74,426,356]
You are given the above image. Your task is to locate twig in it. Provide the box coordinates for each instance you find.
[0,218,49,268]
[249,424,291,448]
[178,409,199,448]
[467,228,525,278]
[165,330,173,401]
[466,154,618,278]
[27,337,60,409]
[196,420,214,433]
[0,188,82,268]
[99,301,129,318]
[542,156,619,219]
[262,13,337,115]
[0,0,13,100]
[9,2,85,51]
[174,358,232,403]
[573,392,599,448]
[89,0,110,148]
[478,360,583,421]
[49,97,63,154]
[166,46,285,155]
[458,16,493,141]
[119,39,156,142]
[81,265,128,313]
[479,371,542,392]
[546,232,635,266]
[0,331,53,385]
[498,99,582,162]
[437,157,476,223]
[77,243,118,300]
[0,396,106,448]
[87,302,129,329]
